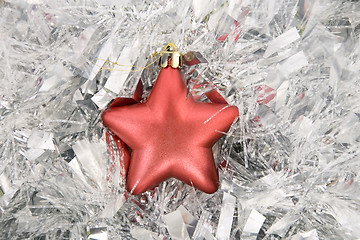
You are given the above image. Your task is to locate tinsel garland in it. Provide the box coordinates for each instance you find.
[1,0,360,239]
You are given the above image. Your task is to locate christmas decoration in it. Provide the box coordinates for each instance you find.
[102,45,238,194]
[1,0,360,239]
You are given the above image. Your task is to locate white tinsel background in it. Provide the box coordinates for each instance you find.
[1,0,360,239]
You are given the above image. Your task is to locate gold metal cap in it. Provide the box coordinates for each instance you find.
[160,43,182,69]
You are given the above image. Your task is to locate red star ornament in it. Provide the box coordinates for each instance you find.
[102,66,238,195]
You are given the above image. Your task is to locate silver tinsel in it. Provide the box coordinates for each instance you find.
[1,0,360,239]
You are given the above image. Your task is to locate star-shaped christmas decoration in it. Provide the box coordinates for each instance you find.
[102,66,238,195]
